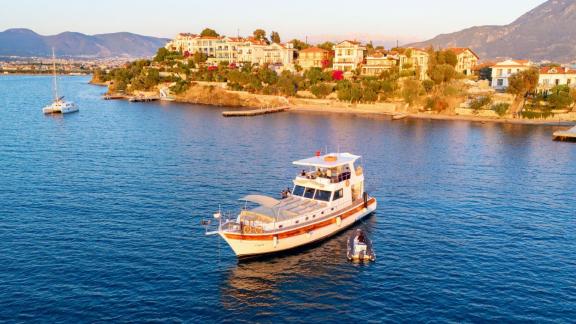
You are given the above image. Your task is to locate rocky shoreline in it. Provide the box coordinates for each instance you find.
[91,80,576,126]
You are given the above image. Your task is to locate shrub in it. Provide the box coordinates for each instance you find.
[422,80,435,93]
[491,103,510,117]
[401,80,422,105]
[332,70,344,81]
[310,83,333,99]
[469,96,492,112]
[425,96,449,112]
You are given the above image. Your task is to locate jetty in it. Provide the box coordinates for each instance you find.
[392,113,408,121]
[222,106,289,117]
[129,96,160,103]
[553,125,576,142]
[103,94,126,100]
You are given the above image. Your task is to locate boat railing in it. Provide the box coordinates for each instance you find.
[298,171,351,184]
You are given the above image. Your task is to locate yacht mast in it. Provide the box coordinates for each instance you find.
[52,47,58,101]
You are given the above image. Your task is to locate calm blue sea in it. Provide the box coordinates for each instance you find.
[0,75,575,323]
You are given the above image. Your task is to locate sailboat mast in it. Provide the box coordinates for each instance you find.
[52,47,58,101]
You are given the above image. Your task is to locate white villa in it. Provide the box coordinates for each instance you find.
[332,40,366,73]
[165,33,295,70]
[538,66,576,92]
[491,59,534,90]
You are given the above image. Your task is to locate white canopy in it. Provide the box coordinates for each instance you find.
[239,195,280,208]
[293,153,360,168]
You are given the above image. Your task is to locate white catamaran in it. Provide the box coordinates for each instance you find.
[206,152,377,258]
[43,48,78,114]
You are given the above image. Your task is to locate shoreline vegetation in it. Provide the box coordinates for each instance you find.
[90,29,576,125]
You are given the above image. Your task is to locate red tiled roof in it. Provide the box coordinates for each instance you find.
[447,47,480,59]
[540,66,576,74]
[300,47,328,53]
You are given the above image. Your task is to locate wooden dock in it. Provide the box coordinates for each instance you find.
[553,125,576,142]
[103,94,126,100]
[222,106,289,117]
[392,113,408,120]
[129,96,160,103]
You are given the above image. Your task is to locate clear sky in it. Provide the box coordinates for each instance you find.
[1,0,546,44]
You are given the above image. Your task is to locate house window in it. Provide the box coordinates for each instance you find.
[507,69,512,74]
[568,79,572,85]
[555,79,560,86]
[497,79,504,86]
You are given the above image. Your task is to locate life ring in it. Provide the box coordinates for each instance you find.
[255,226,263,234]
[244,226,252,234]
[336,216,342,226]
[345,180,350,187]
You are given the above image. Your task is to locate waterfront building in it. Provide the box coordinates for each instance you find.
[332,40,366,73]
[361,51,398,76]
[259,42,296,68]
[538,66,576,93]
[447,48,479,76]
[398,48,429,80]
[490,60,533,90]
[297,47,331,70]
[165,33,295,70]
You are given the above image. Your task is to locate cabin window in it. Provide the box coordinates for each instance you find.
[304,188,316,199]
[293,185,306,196]
[315,190,332,202]
[333,189,344,200]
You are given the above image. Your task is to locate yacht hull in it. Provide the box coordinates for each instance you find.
[221,198,377,258]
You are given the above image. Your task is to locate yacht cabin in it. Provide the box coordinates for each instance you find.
[235,153,365,233]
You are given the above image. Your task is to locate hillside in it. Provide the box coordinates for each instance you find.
[0,28,168,58]
[407,0,576,62]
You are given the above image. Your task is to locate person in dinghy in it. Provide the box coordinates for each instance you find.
[347,229,376,262]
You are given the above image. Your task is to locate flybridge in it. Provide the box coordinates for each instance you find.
[293,152,361,168]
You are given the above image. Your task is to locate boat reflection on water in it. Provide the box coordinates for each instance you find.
[219,215,377,317]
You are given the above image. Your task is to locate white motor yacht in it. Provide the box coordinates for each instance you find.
[206,152,377,258]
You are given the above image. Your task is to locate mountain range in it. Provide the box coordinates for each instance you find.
[0,28,169,58]
[407,0,576,62]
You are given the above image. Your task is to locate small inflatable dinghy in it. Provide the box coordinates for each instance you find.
[347,229,376,262]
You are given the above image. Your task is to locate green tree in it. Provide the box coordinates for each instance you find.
[304,67,327,85]
[317,41,334,52]
[547,85,574,110]
[429,64,456,84]
[154,47,169,62]
[290,39,309,51]
[310,83,333,99]
[277,72,297,96]
[200,28,219,37]
[422,79,435,93]
[507,68,539,97]
[253,29,267,42]
[402,80,422,105]
[257,66,278,85]
[270,31,281,44]
[193,52,208,64]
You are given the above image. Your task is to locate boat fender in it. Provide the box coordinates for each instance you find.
[336,216,342,226]
[345,180,350,187]
[273,236,278,248]
[363,192,369,209]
